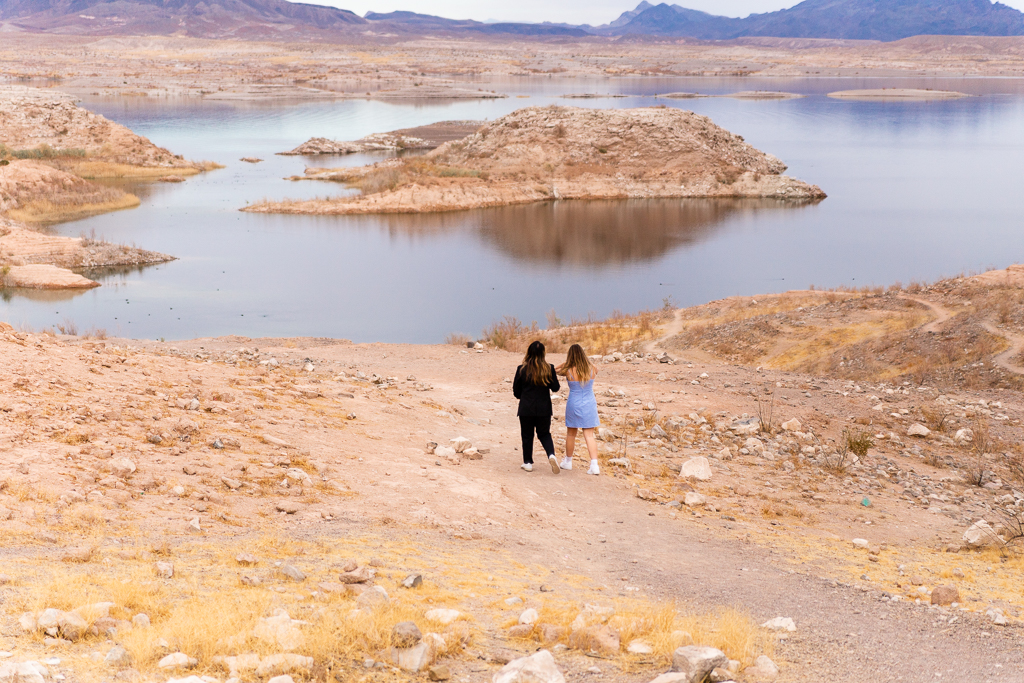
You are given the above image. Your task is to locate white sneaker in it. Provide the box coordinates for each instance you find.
[521,463,533,472]
[587,461,600,475]
[560,456,573,471]
[548,455,560,474]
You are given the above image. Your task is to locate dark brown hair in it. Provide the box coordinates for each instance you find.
[521,340,551,385]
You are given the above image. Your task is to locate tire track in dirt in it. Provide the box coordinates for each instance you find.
[981,321,1024,375]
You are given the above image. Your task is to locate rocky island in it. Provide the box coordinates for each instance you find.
[0,87,215,288]
[243,106,826,216]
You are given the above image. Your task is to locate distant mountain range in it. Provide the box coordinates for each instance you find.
[2,0,1023,41]
[601,0,1024,41]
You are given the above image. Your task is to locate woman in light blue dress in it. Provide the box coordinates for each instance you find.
[557,344,601,475]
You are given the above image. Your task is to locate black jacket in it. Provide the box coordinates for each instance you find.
[513,364,560,417]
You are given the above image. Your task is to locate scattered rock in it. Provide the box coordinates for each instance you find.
[931,586,960,606]
[391,622,422,648]
[519,608,539,625]
[275,501,303,514]
[907,423,931,438]
[745,654,779,681]
[571,604,614,630]
[390,633,444,672]
[104,645,130,667]
[760,617,796,632]
[428,664,451,681]
[402,573,423,589]
[425,609,461,625]
[132,614,150,628]
[154,562,174,579]
[963,520,997,549]
[492,649,565,683]
[280,565,305,582]
[671,646,728,682]
[158,653,197,670]
[254,613,306,651]
[255,654,313,678]
[568,625,620,654]
[627,639,654,654]
[339,566,374,584]
[679,457,713,481]
[0,661,48,683]
[684,492,706,507]
[236,553,258,566]
[781,418,801,432]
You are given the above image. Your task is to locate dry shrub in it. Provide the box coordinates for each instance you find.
[846,430,873,458]
[444,332,472,346]
[357,166,402,195]
[921,406,951,433]
[962,417,992,486]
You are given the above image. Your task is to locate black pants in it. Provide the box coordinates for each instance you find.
[519,415,555,464]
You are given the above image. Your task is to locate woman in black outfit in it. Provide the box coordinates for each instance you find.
[512,341,561,474]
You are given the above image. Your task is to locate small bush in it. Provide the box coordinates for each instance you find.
[358,167,402,195]
[846,430,873,458]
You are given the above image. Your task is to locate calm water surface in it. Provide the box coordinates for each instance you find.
[2,76,1023,342]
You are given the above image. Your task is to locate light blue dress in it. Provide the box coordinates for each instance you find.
[565,377,600,429]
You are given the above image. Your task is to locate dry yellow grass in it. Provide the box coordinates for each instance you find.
[7,193,140,223]
[72,161,222,179]
[5,532,774,682]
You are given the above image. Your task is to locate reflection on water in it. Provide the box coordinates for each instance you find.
[475,199,813,265]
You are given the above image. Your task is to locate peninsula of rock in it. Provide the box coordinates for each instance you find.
[243,106,826,216]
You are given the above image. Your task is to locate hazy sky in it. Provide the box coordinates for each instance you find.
[325,0,1024,24]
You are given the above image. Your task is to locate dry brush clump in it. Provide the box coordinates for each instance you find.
[483,308,665,355]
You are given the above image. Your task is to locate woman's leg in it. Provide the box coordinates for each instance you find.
[519,417,535,464]
[536,417,556,457]
[583,428,600,474]
[565,427,578,460]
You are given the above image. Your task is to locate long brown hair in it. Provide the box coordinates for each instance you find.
[558,344,594,381]
[521,340,552,385]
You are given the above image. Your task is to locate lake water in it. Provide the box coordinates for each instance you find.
[2,76,1024,342]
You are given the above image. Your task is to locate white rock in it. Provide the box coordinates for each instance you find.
[647,675,689,683]
[434,446,457,459]
[450,437,472,453]
[627,639,653,654]
[954,428,974,444]
[570,604,614,630]
[679,457,712,482]
[267,676,294,683]
[158,653,197,670]
[255,654,313,678]
[155,562,174,579]
[424,609,462,625]
[683,492,706,507]
[166,676,205,683]
[671,646,728,680]
[0,661,48,683]
[963,520,997,549]
[907,423,931,438]
[747,654,779,680]
[254,614,305,651]
[110,457,137,477]
[492,650,565,683]
[760,617,796,632]
[851,538,870,549]
[518,608,538,625]
[781,418,801,432]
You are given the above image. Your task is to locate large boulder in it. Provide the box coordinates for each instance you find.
[963,520,997,549]
[492,650,565,683]
[931,585,960,606]
[671,646,728,682]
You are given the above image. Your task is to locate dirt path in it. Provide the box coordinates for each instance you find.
[901,296,953,334]
[644,308,685,354]
[981,321,1024,375]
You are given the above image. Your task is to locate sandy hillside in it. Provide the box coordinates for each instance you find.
[0,86,201,172]
[247,106,825,216]
[2,267,1024,682]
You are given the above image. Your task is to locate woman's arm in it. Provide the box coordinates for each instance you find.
[513,366,523,399]
[548,366,560,394]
